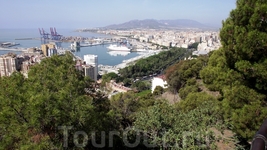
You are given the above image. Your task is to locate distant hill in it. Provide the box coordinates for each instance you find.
[101,19,217,30]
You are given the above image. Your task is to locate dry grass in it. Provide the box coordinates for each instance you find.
[210,127,237,150]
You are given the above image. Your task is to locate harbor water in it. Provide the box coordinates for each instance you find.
[0,28,140,66]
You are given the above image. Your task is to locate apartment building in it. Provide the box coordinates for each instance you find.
[0,54,18,77]
[41,43,57,56]
[84,54,98,81]
[84,65,96,81]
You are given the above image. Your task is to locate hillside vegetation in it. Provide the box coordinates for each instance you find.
[1,0,267,149]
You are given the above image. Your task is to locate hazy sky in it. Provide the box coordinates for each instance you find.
[0,0,236,29]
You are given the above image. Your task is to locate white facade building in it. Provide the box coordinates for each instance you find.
[181,44,188,49]
[151,75,168,93]
[208,39,213,47]
[84,54,98,81]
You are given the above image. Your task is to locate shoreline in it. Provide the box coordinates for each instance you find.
[0,29,146,67]
[98,50,162,74]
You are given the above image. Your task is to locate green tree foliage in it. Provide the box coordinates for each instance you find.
[178,78,199,99]
[220,0,267,92]
[200,0,267,140]
[131,80,150,92]
[109,91,157,130]
[131,100,231,149]
[153,86,164,96]
[109,92,139,129]
[101,72,118,86]
[186,78,197,86]
[0,51,246,148]
[188,42,199,49]
[179,92,217,112]
[200,49,243,91]
[166,56,208,93]
[221,85,267,139]
[178,84,199,100]
[122,78,132,87]
[119,47,187,79]
[0,54,112,149]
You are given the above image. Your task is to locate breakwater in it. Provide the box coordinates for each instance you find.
[0,47,27,52]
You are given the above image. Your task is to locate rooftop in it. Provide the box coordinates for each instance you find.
[155,75,166,81]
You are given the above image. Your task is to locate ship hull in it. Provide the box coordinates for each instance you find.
[107,45,131,51]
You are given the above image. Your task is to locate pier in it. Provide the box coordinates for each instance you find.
[15,38,39,40]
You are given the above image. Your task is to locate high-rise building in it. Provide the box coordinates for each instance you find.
[83,65,96,81]
[195,36,201,43]
[84,54,98,81]
[41,43,56,56]
[0,54,18,77]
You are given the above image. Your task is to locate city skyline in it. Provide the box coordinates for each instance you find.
[0,0,236,29]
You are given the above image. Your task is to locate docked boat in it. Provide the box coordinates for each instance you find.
[107,44,131,51]
[107,51,130,56]
[0,42,20,48]
[84,39,104,46]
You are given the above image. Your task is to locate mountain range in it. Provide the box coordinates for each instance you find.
[101,19,218,30]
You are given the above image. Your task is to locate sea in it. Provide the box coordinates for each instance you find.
[0,29,140,66]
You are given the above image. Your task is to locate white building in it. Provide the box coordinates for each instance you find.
[181,44,188,49]
[208,39,213,47]
[192,50,209,56]
[151,75,168,93]
[84,54,98,81]
[47,48,57,57]
[197,42,208,51]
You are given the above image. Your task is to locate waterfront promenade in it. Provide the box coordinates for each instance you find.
[98,50,162,74]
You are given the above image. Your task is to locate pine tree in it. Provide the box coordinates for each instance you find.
[200,0,267,140]
[220,0,267,92]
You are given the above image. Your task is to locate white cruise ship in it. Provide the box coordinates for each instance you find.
[107,51,130,56]
[107,44,131,51]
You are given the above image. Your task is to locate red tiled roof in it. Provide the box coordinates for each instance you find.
[156,75,166,80]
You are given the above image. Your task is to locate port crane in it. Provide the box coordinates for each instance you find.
[38,28,50,40]
[50,27,62,41]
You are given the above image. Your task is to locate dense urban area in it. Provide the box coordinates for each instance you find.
[1,0,267,149]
